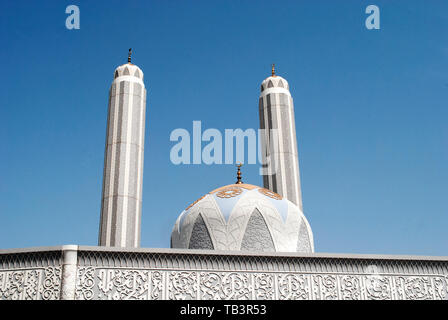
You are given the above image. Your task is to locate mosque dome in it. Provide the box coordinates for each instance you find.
[260,64,290,92]
[113,49,144,81]
[114,63,144,81]
[170,167,314,253]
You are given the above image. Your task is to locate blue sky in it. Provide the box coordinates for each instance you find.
[0,0,447,255]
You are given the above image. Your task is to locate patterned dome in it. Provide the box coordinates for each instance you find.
[114,63,144,81]
[171,183,314,253]
[260,75,289,92]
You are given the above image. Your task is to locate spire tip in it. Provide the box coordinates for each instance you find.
[235,163,243,184]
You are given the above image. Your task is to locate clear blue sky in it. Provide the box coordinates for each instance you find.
[0,0,447,255]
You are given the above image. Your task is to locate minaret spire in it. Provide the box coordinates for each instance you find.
[128,48,132,64]
[271,63,276,77]
[235,163,243,184]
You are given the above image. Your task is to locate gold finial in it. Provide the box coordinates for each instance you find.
[271,63,276,77]
[128,48,132,63]
[235,163,243,184]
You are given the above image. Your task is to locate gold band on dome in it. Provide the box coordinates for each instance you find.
[185,194,206,211]
[258,188,282,200]
[209,184,257,194]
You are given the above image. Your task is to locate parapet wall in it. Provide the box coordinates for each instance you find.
[1,246,447,300]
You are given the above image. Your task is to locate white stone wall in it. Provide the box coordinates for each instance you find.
[1,246,448,300]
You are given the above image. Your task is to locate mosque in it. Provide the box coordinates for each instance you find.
[0,50,447,300]
[97,50,313,254]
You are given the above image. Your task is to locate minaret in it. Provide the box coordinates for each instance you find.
[259,64,303,210]
[98,49,147,247]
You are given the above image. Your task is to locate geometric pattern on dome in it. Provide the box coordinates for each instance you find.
[211,188,248,222]
[216,186,243,199]
[184,185,293,226]
[260,75,290,92]
[188,214,214,250]
[171,182,314,253]
[278,79,284,88]
[296,217,311,253]
[240,208,275,252]
[114,64,144,81]
[264,194,289,223]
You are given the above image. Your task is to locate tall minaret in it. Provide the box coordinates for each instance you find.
[259,64,303,211]
[98,49,147,247]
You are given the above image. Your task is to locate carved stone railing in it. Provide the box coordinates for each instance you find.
[0,247,63,300]
[1,246,447,300]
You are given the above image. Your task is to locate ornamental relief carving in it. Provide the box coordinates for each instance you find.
[3,265,442,301]
[70,268,448,301]
[0,267,61,300]
[71,269,448,301]
[99,269,149,300]
[278,274,310,300]
[339,275,362,300]
[215,187,243,199]
[254,273,275,300]
[393,276,434,300]
[42,267,62,300]
[75,266,95,300]
[151,271,164,300]
[168,271,197,300]
[312,274,338,300]
[200,272,251,300]
[75,267,164,300]
[433,276,448,300]
[364,275,392,300]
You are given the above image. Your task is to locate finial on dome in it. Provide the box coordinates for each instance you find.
[236,163,243,184]
[128,48,132,64]
[271,63,276,77]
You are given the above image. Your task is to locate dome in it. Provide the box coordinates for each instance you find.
[260,65,290,92]
[260,75,289,92]
[113,49,144,81]
[114,63,144,81]
[170,183,314,253]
